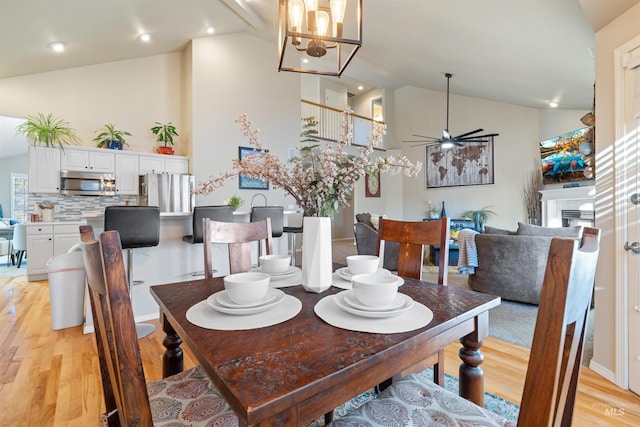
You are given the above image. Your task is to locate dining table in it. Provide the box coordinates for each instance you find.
[150,269,501,427]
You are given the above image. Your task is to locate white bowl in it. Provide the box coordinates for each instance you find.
[346,255,380,275]
[351,273,400,308]
[223,272,270,305]
[259,254,291,274]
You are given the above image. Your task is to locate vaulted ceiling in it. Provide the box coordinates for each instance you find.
[1,0,638,112]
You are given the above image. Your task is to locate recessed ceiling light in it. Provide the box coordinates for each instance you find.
[302,58,309,64]
[139,33,151,42]
[549,101,558,108]
[49,42,66,52]
[206,26,215,35]
[358,85,364,91]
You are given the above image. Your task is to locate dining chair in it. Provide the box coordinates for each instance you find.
[78,225,239,426]
[203,217,273,278]
[330,227,601,427]
[376,217,450,387]
[12,223,27,267]
[376,217,451,283]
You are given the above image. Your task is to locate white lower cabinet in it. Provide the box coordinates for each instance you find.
[26,222,84,281]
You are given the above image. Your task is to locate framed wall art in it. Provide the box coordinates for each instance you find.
[365,170,380,197]
[425,137,495,188]
[238,146,269,190]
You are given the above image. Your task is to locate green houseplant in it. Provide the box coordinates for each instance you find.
[462,206,496,232]
[16,112,80,149]
[93,123,131,150]
[224,194,244,211]
[150,121,178,155]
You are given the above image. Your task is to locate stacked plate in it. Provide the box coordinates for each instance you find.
[207,288,286,315]
[333,289,413,318]
[250,266,301,283]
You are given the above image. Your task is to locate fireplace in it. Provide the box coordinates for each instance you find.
[539,186,595,228]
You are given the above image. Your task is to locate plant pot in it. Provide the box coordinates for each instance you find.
[301,216,332,293]
[106,140,123,150]
[157,146,175,155]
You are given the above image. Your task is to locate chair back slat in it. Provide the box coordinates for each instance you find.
[79,225,153,426]
[517,227,600,427]
[204,217,273,277]
[377,217,450,283]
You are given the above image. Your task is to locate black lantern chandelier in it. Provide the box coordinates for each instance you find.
[278,0,362,77]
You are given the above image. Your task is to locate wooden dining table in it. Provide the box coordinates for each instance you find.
[150,274,500,427]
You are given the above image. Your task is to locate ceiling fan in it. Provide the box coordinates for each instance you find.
[403,73,499,149]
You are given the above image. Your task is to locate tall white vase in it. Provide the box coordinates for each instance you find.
[302,216,333,293]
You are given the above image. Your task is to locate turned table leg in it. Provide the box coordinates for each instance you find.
[458,311,489,406]
[161,312,184,378]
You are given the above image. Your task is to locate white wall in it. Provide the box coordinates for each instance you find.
[394,85,558,229]
[0,53,185,155]
[592,2,640,382]
[190,34,301,209]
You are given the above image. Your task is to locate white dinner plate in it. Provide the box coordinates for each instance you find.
[207,289,285,315]
[250,266,300,278]
[333,290,413,318]
[336,266,390,281]
[215,288,278,309]
[343,290,407,312]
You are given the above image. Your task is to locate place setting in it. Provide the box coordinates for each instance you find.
[316,261,433,334]
[186,271,302,330]
[250,254,302,288]
[332,255,404,290]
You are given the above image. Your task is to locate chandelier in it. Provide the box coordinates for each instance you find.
[278,0,362,77]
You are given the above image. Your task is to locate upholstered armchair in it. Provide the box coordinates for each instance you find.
[353,213,399,271]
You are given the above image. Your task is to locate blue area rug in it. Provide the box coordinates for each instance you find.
[307,368,519,426]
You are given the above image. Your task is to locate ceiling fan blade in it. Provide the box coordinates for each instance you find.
[459,132,500,140]
[454,128,484,139]
[411,141,441,147]
[402,140,431,143]
[412,134,439,140]
[457,139,488,143]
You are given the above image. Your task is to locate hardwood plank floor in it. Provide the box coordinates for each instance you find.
[1,274,639,426]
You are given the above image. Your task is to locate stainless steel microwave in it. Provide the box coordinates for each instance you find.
[59,170,116,196]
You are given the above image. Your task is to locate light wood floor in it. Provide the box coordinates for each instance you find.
[1,274,639,426]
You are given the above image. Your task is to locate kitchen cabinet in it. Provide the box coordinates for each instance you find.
[28,146,61,193]
[61,148,115,172]
[114,153,139,195]
[139,154,189,174]
[26,222,84,281]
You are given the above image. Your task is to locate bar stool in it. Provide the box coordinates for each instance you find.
[250,206,283,257]
[283,211,303,266]
[104,206,160,339]
[183,205,233,244]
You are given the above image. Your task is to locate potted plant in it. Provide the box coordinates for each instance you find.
[16,112,80,149]
[224,194,244,211]
[150,121,178,155]
[461,206,496,232]
[93,123,131,150]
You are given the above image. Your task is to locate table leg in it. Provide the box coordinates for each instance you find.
[161,312,183,378]
[458,311,489,406]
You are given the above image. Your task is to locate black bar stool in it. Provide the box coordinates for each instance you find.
[183,205,233,244]
[283,211,303,267]
[250,206,283,257]
[104,206,160,339]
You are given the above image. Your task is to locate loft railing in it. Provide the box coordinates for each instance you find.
[301,99,384,146]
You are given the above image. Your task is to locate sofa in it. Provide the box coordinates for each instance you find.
[353,213,399,271]
[468,222,581,305]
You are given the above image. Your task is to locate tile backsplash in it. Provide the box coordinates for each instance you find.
[29,193,138,221]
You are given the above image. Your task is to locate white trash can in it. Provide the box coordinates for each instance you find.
[46,245,86,330]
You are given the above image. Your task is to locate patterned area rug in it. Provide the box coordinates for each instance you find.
[306,368,519,426]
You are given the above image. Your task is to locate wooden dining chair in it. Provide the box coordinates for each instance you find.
[374,217,450,387]
[203,217,273,278]
[79,225,239,426]
[376,217,451,283]
[330,227,601,427]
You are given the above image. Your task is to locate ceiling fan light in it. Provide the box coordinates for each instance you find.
[440,141,454,149]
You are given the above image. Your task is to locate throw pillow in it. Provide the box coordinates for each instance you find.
[356,213,373,228]
[516,222,581,238]
[483,225,515,235]
[370,214,386,230]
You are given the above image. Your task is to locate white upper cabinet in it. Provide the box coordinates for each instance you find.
[114,153,139,195]
[60,147,115,172]
[139,154,189,174]
[28,146,61,193]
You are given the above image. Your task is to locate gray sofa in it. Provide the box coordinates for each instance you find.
[468,222,581,305]
[353,213,399,271]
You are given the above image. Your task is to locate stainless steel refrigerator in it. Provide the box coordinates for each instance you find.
[138,173,194,213]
